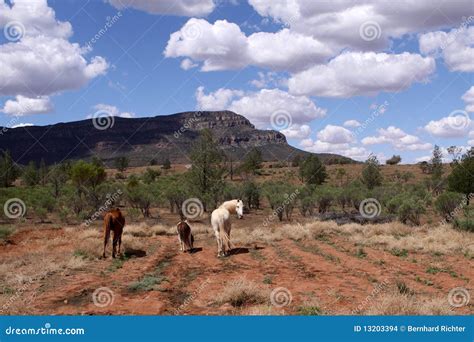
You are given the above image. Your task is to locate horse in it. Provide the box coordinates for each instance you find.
[102,208,125,259]
[211,199,244,257]
[177,220,194,253]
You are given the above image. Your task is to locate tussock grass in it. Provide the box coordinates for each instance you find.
[216,278,269,307]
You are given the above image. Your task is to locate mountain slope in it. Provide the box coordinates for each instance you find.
[0,111,354,166]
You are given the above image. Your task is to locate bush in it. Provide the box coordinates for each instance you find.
[299,155,327,185]
[314,186,335,213]
[386,155,401,165]
[361,155,382,189]
[434,192,464,222]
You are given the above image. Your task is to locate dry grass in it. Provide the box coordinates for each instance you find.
[216,278,270,307]
[364,290,453,315]
[242,305,284,315]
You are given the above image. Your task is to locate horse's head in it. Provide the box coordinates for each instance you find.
[236,199,244,219]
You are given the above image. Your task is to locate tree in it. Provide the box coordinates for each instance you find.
[22,161,40,186]
[162,157,171,170]
[115,156,129,172]
[189,129,225,210]
[240,148,263,175]
[142,167,161,184]
[0,150,20,187]
[431,145,443,182]
[70,160,107,208]
[38,158,48,186]
[386,155,401,165]
[299,155,327,185]
[361,155,382,190]
[447,147,474,205]
[435,191,464,222]
[418,161,431,174]
[48,163,69,198]
[291,155,302,167]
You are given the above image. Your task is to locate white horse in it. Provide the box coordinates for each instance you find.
[211,199,244,257]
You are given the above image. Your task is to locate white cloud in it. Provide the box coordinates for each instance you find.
[249,0,473,52]
[343,119,361,128]
[316,125,354,144]
[107,0,216,17]
[420,26,474,73]
[424,114,472,138]
[462,86,474,112]
[180,58,198,70]
[0,0,108,97]
[281,124,311,139]
[250,71,286,89]
[288,52,435,97]
[362,126,432,151]
[1,95,53,116]
[89,104,136,118]
[11,123,34,128]
[164,19,332,72]
[196,87,326,129]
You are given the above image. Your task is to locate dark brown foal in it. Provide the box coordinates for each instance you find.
[103,208,125,258]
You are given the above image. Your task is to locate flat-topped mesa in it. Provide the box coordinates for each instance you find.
[175,111,255,130]
[0,110,354,166]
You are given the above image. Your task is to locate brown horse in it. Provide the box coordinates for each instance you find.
[176,220,194,253]
[103,208,125,258]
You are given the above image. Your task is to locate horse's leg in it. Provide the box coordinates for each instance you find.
[118,232,122,256]
[112,230,119,259]
[103,225,110,258]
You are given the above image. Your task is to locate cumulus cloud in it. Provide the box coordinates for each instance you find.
[419,26,474,73]
[89,104,136,118]
[196,87,326,130]
[343,119,362,128]
[362,126,432,151]
[281,124,311,139]
[107,0,216,17]
[424,113,472,138]
[288,52,435,97]
[164,19,333,72]
[462,86,474,112]
[0,0,108,97]
[249,0,472,52]
[1,95,53,116]
[316,125,354,144]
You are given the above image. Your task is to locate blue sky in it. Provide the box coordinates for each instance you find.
[0,0,473,163]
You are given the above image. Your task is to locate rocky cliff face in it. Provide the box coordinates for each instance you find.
[0,110,352,166]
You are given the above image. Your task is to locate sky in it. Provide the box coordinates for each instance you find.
[0,0,473,163]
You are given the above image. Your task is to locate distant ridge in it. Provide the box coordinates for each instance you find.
[0,111,355,166]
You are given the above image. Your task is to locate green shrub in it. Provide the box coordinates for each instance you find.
[434,192,464,222]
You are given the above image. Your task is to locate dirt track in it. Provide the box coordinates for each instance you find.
[0,213,472,315]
